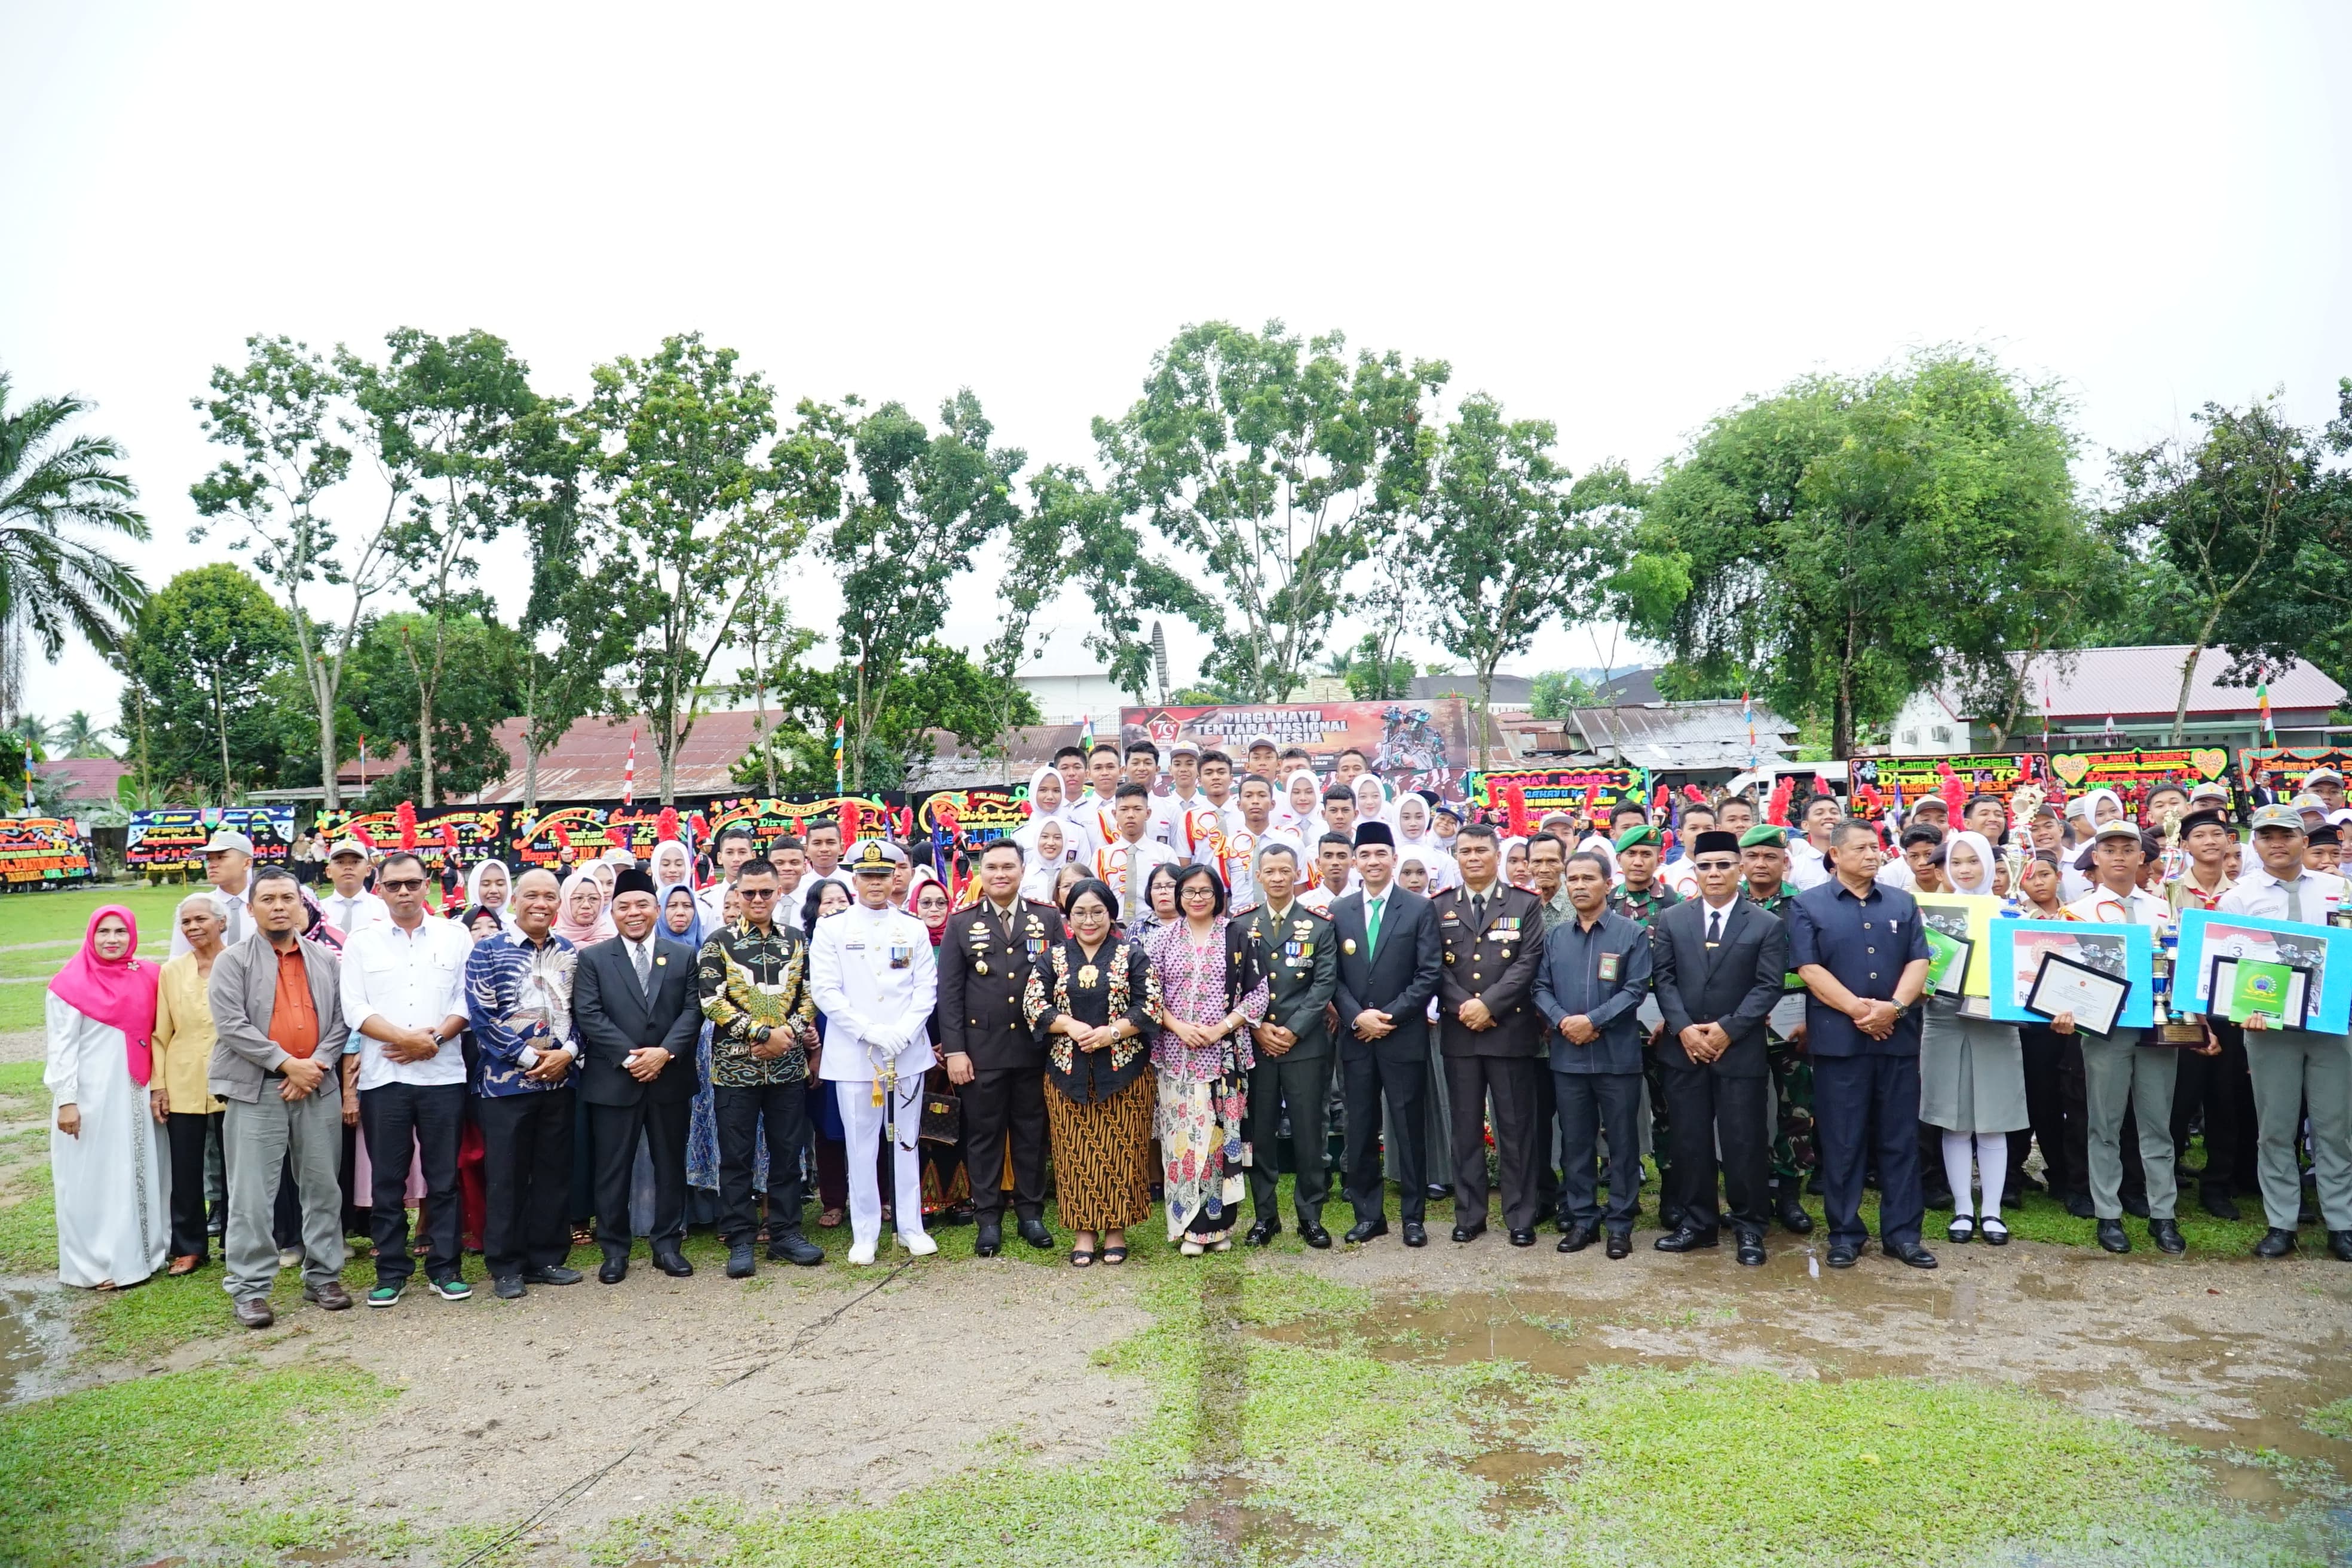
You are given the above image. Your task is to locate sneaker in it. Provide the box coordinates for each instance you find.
[846,1240,878,1266]
[277,1247,303,1270]
[366,1281,406,1308]
[898,1231,938,1257]
[426,1276,471,1301]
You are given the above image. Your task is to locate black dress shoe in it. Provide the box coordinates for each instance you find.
[1019,1218,1054,1250]
[2149,1219,2185,1255]
[1652,1226,1719,1253]
[1775,1193,1815,1235]
[769,1232,824,1266]
[2063,1191,2096,1220]
[653,1249,694,1278]
[1343,1219,1389,1245]
[1244,1219,1281,1247]
[1508,1228,1536,1247]
[2201,1188,2242,1221]
[1558,1224,1596,1254]
[1451,1222,1486,1244]
[598,1256,628,1285]
[2253,1227,2297,1259]
[1604,1230,1632,1259]
[1301,1223,1333,1250]
[725,1244,756,1279]
[1886,1239,1938,1269]
[1735,1232,1766,1267]
[1401,1221,1427,1248]
[526,1264,584,1285]
[2095,1219,2130,1254]
[2120,1193,2151,1220]
[974,1222,1002,1258]
[492,1274,526,1299]
[2328,1230,2352,1263]
[1425,1183,1451,1202]
[1826,1241,1860,1269]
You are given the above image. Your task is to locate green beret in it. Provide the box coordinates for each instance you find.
[1613,824,1659,852]
[1738,825,1787,850]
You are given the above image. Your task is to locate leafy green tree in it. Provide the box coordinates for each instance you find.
[810,390,1021,788]
[1095,320,1448,700]
[1422,394,1634,767]
[578,334,820,803]
[1341,632,1416,700]
[1529,669,1602,720]
[190,335,394,809]
[740,639,1039,793]
[1016,463,1218,708]
[121,564,292,802]
[1618,349,2094,758]
[342,328,553,806]
[343,608,522,805]
[0,371,148,723]
[2103,388,2348,740]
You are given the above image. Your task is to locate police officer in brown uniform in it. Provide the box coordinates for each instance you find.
[1434,822,1550,1245]
[935,840,1065,1255]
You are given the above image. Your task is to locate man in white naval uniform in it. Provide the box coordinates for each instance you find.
[808,838,940,1265]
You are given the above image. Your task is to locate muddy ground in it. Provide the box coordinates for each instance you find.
[74,1229,2352,1549]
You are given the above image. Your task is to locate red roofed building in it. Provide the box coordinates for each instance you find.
[1889,645,2348,756]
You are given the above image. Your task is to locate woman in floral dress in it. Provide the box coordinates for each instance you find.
[1144,863,1269,1254]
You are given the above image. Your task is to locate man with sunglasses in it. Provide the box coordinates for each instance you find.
[339,851,473,1305]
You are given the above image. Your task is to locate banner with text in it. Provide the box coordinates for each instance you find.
[125,807,295,866]
[0,817,96,888]
[2239,748,2351,805]
[1463,766,1649,829]
[314,807,512,874]
[1121,700,1472,799]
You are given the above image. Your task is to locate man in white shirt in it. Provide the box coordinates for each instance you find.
[317,839,390,939]
[1211,775,1300,915]
[1153,741,1221,856]
[1301,832,1353,915]
[801,817,856,898]
[697,826,760,930]
[1094,782,1184,922]
[2206,804,2352,1261]
[807,840,940,1265]
[172,828,256,956]
[1196,749,1245,840]
[2060,820,2183,1256]
[1785,795,1843,892]
[2307,765,2348,815]
[339,850,473,1304]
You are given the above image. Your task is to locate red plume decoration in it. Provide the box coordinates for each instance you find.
[1502,783,1530,839]
[840,801,863,843]
[396,800,418,852]
[1766,775,1794,827]
[657,806,681,843]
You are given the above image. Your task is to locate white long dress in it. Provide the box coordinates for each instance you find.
[44,994,170,1288]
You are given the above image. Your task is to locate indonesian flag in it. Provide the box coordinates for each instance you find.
[1078,712,1095,754]
[622,727,638,806]
[2256,679,2274,742]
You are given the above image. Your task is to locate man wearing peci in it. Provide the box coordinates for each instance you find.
[1331,821,1441,1246]
[572,867,706,1283]
[1434,823,1549,1246]
[1648,829,1791,1266]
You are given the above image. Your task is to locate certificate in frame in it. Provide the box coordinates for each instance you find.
[2025,951,2130,1036]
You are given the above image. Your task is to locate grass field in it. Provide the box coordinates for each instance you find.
[0,884,188,1033]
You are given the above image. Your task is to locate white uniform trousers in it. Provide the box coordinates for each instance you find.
[837,1077,927,1248]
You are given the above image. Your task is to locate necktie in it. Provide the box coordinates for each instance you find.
[2281,877,2307,926]
[1365,896,1382,959]
[632,938,654,999]
[1471,892,1487,930]
[1708,908,1724,944]
[225,897,246,946]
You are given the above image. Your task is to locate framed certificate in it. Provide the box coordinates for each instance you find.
[1915,893,2002,997]
[2207,956,2311,1030]
[1924,928,1972,999]
[1988,920,2155,1029]
[2025,951,2131,1036]
[2176,909,2352,1033]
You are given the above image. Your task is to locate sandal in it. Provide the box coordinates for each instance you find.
[817,1207,846,1229]
[1100,1245,1128,1266]
[1979,1216,2010,1246]
[1070,1248,1097,1267]
[1947,1217,1974,1244]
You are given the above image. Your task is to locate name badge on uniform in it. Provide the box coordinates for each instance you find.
[889,944,912,969]
[1598,952,1621,981]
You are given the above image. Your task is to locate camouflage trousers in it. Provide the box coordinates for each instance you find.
[1764,1031,1818,1184]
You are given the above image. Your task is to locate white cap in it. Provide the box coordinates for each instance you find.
[203,829,255,855]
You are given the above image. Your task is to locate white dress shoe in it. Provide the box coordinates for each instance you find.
[846,1240,877,1266]
[898,1231,938,1256]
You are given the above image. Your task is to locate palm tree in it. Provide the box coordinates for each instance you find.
[59,709,113,758]
[0,372,148,722]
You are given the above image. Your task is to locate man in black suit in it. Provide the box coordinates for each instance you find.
[1650,830,1791,1266]
[1239,843,1340,1247]
[1331,821,1443,1247]
[1435,823,1549,1246]
[572,867,705,1282]
[935,839,1064,1256]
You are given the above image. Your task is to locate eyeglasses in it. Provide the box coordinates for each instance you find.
[738,887,777,900]
[379,877,426,892]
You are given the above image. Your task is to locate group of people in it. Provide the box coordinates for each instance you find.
[42,748,2352,1324]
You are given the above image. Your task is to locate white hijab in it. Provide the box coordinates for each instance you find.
[1944,829,1999,896]
[1352,773,1392,826]
[647,840,694,890]
[465,859,522,933]
[1279,769,1324,837]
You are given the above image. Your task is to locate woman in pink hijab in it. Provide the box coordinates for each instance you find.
[45,905,172,1288]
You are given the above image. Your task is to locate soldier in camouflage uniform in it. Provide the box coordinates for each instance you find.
[1740,825,1816,1234]
[1607,824,1682,1227]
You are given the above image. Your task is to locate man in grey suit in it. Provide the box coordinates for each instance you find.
[572,867,706,1283]
[1649,829,1791,1265]
[208,864,351,1328]
[1331,822,1443,1247]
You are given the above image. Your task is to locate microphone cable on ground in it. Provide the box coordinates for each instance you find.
[448,1257,918,1568]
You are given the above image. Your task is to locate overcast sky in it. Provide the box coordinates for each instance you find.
[6,4,2348,733]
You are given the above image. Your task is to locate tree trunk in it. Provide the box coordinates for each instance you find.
[2171,613,2221,745]
[211,666,232,804]
[1833,597,1858,761]
[852,656,869,792]
[521,660,541,817]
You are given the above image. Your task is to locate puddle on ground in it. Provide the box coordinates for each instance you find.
[0,1278,76,1403]
[1174,1472,1330,1558]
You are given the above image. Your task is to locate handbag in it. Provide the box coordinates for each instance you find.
[918,1084,962,1145]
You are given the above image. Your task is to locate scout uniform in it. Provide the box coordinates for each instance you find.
[807,840,940,1264]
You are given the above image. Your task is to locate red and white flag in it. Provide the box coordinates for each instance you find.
[622,727,639,806]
